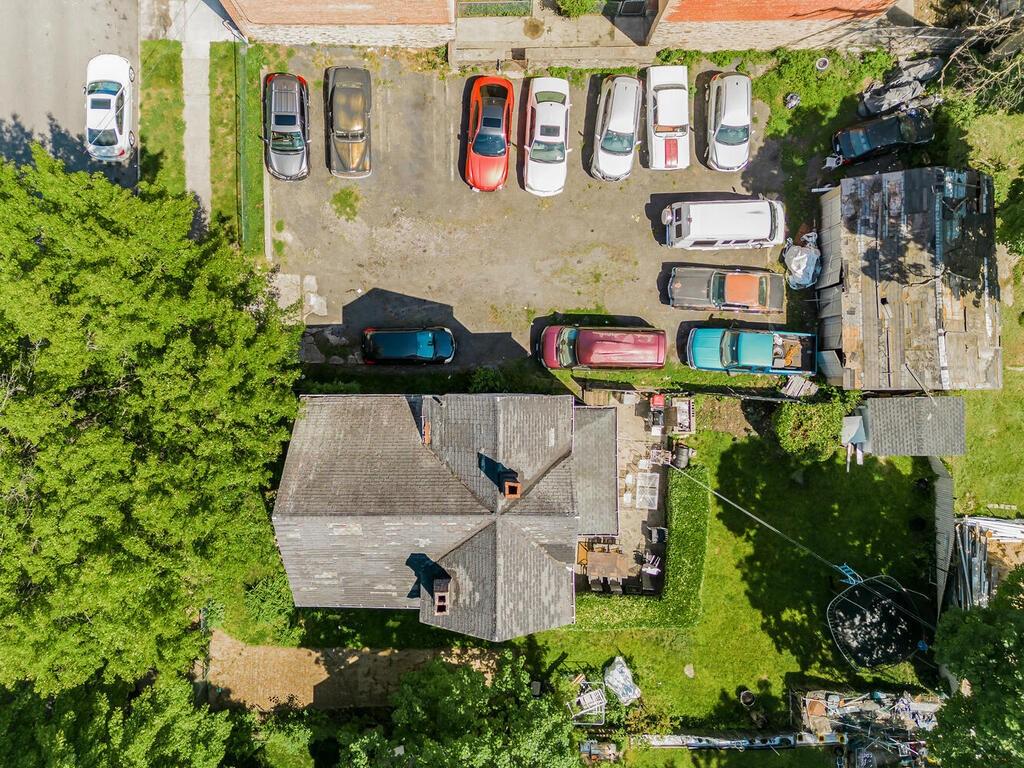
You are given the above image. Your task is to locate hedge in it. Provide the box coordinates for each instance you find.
[573,466,711,630]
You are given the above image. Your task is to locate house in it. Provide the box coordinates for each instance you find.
[272,394,617,642]
[816,167,1001,392]
[219,0,943,57]
[842,396,966,457]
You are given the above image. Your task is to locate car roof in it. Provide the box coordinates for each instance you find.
[652,85,687,127]
[736,331,773,367]
[332,84,365,132]
[682,199,775,240]
[607,77,640,132]
[722,273,762,306]
[717,73,751,125]
[576,327,665,366]
[270,74,301,113]
[532,100,566,140]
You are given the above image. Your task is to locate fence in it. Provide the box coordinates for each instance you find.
[456,0,532,16]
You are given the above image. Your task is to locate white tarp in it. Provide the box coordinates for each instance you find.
[604,656,641,706]
[783,233,821,289]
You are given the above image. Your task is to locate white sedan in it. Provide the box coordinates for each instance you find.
[84,54,135,163]
[645,65,690,170]
[523,77,571,197]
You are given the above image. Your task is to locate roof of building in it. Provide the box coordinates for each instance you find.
[816,167,1001,391]
[273,394,617,642]
[663,0,890,23]
[221,0,452,27]
[864,397,966,456]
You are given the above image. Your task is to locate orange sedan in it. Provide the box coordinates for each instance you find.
[464,76,514,192]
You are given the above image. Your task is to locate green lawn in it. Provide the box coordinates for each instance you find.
[626,747,833,768]
[209,42,240,235]
[139,40,185,194]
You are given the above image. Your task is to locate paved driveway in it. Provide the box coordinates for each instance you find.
[268,50,788,368]
[0,0,138,186]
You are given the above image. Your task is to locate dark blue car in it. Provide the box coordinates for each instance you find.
[361,327,456,365]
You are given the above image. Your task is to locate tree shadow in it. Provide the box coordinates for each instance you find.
[0,113,138,188]
[712,438,936,671]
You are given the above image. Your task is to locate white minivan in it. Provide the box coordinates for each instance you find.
[662,197,785,250]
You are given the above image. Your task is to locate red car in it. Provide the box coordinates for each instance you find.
[539,326,667,370]
[465,76,513,192]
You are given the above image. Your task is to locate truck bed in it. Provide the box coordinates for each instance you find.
[772,333,816,373]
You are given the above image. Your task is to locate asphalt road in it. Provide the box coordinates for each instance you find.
[0,0,139,186]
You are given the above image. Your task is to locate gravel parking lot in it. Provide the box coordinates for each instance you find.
[267,49,788,367]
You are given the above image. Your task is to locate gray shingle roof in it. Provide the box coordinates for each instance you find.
[865,396,966,456]
[272,394,615,640]
[573,407,618,535]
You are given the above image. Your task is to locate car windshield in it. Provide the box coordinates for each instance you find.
[600,129,634,155]
[335,129,365,141]
[87,81,120,96]
[535,90,566,105]
[473,131,506,157]
[715,123,749,146]
[87,128,117,147]
[720,330,739,367]
[710,273,726,304]
[271,131,304,152]
[530,140,565,164]
[557,328,579,367]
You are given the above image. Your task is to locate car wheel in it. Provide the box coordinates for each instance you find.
[129,66,135,83]
[128,131,136,147]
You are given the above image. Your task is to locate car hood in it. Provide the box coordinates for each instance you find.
[331,135,369,176]
[526,157,567,194]
[87,54,130,84]
[669,268,714,306]
[710,140,749,171]
[687,328,726,369]
[466,151,507,191]
[269,149,307,179]
[540,325,562,368]
[650,133,690,170]
[593,147,634,180]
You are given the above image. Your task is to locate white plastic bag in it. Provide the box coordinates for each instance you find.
[604,656,642,706]
[783,233,821,290]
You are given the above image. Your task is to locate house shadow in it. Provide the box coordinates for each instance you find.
[302,287,528,370]
[580,75,603,176]
[0,113,138,188]
[712,436,937,672]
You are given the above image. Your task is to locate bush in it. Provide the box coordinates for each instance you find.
[574,466,710,630]
[772,389,861,464]
[243,572,302,645]
[555,0,600,18]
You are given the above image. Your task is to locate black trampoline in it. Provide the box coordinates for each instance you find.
[827,575,923,669]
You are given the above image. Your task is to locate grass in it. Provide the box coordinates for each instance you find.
[139,40,186,194]
[575,467,710,630]
[545,65,640,89]
[330,188,360,221]
[458,1,531,16]
[531,430,934,725]
[626,748,833,768]
[209,42,240,236]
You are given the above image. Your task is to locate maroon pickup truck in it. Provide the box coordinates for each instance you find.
[539,326,666,370]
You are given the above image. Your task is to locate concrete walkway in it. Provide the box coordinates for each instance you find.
[144,0,237,212]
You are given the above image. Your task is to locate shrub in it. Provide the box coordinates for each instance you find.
[243,572,302,645]
[772,389,861,464]
[574,466,710,630]
[555,0,600,18]
[331,187,360,221]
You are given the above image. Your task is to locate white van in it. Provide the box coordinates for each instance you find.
[662,198,785,250]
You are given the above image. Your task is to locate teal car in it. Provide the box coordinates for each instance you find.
[686,327,816,376]
[361,327,456,365]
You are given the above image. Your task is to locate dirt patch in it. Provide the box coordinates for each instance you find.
[523,17,545,39]
[697,395,775,438]
[206,630,496,711]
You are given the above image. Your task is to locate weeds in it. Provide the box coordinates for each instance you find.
[331,188,360,221]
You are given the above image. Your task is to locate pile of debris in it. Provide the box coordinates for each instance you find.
[951,516,1024,609]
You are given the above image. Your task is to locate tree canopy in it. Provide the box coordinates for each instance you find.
[932,567,1024,768]
[338,652,577,768]
[0,147,300,693]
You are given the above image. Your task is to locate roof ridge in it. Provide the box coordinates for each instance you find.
[499,449,574,515]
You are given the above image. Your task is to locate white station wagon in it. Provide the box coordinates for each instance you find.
[590,75,641,182]
[645,65,690,170]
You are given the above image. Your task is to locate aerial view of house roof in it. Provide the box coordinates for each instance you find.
[816,167,1001,391]
[272,394,617,642]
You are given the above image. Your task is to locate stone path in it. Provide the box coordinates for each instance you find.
[205,630,496,711]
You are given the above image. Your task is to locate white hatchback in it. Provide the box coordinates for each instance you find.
[524,77,571,197]
[84,54,135,163]
[645,65,690,170]
[706,72,752,172]
[590,75,641,182]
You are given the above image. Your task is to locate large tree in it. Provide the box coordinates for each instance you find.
[338,652,578,768]
[0,147,300,693]
[932,567,1024,768]
[0,675,231,768]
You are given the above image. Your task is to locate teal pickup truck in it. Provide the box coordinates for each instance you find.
[686,327,816,376]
